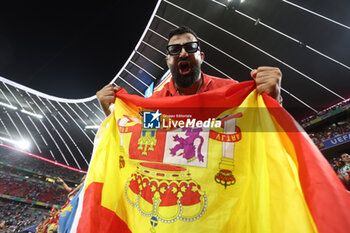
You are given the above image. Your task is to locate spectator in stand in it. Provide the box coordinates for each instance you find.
[56,175,86,233]
[68,177,85,200]
[56,177,73,193]
[56,175,86,201]
[42,207,59,233]
[337,153,350,190]
[0,220,9,233]
[59,175,86,211]
[35,216,47,233]
[330,157,343,172]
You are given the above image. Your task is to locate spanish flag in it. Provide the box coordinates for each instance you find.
[70,81,350,233]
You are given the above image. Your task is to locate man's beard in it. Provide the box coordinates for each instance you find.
[170,61,201,88]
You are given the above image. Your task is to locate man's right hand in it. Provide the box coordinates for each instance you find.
[96,84,121,116]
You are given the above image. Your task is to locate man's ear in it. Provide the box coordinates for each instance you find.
[200,51,205,63]
[165,55,172,68]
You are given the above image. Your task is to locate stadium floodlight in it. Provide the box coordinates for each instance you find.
[226,0,244,10]
[0,136,30,150]
[0,136,15,144]
[17,140,31,149]
[85,125,100,129]
[0,101,17,110]
[21,109,43,119]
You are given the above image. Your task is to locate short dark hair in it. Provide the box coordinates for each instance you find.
[168,26,199,42]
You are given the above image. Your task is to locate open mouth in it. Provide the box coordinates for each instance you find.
[178,61,191,75]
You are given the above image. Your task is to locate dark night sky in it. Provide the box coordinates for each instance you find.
[0,0,158,99]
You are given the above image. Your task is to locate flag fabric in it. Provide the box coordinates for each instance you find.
[59,188,82,233]
[153,69,171,93]
[20,225,38,232]
[69,81,350,233]
[144,82,154,98]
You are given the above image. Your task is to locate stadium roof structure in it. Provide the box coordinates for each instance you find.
[0,0,349,171]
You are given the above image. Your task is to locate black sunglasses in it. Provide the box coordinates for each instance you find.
[166,41,200,56]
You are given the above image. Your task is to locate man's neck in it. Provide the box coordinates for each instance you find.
[175,75,203,95]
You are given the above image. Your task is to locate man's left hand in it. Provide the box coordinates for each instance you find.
[250,66,282,102]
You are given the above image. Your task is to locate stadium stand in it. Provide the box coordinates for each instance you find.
[0,152,83,232]
[300,103,350,190]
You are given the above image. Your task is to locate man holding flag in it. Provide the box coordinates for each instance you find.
[66,26,349,233]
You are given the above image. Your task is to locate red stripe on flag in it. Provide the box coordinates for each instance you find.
[77,182,132,233]
[262,93,350,233]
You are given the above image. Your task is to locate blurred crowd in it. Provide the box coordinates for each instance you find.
[0,200,46,232]
[300,100,350,127]
[0,172,84,233]
[0,163,35,178]
[309,122,350,148]
[0,153,83,183]
[0,152,86,233]
[0,174,67,206]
